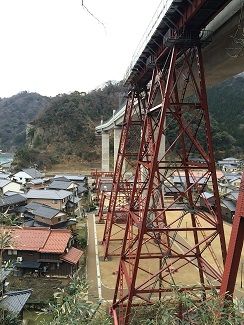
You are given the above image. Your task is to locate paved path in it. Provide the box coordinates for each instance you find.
[87,213,114,302]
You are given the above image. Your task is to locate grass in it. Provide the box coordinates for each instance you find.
[8,276,70,305]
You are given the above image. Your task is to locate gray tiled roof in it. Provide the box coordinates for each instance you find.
[0,289,32,314]
[26,189,71,200]
[48,180,73,190]
[0,173,10,179]
[0,179,11,188]
[22,168,42,179]
[35,206,60,219]
[202,191,214,199]
[24,202,61,219]
[4,191,22,196]
[173,176,207,185]
[77,184,87,194]
[28,178,45,184]
[0,194,26,207]
[221,199,236,212]
[225,191,239,201]
[54,175,86,182]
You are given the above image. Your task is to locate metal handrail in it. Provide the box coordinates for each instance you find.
[123,0,173,82]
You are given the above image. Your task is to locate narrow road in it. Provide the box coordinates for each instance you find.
[87,213,114,302]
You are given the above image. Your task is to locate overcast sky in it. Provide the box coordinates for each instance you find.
[0,0,161,97]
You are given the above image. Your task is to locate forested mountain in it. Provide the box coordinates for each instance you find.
[8,76,244,170]
[208,74,244,157]
[0,91,51,151]
[13,82,125,169]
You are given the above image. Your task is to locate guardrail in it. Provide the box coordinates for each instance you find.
[123,0,173,82]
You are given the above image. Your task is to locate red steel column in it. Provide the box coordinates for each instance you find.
[102,89,146,259]
[220,173,244,298]
[112,42,227,325]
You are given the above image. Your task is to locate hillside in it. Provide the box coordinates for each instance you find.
[0,91,51,151]
[208,74,244,157]
[11,76,244,170]
[12,82,125,170]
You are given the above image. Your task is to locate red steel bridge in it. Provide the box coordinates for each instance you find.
[95,1,244,324]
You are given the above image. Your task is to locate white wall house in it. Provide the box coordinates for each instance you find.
[12,171,33,185]
[12,168,43,185]
[0,179,22,195]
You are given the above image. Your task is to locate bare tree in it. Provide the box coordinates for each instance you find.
[81,1,105,29]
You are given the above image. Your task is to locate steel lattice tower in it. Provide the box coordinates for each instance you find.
[220,173,244,299]
[112,37,227,324]
[102,90,146,259]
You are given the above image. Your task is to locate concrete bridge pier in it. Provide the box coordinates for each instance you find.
[113,126,122,170]
[102,131,110,171]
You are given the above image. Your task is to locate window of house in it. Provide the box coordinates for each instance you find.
[12,250,17,255]
[58,217,61,222]
[7,250,12,255]
[52,200,57,204]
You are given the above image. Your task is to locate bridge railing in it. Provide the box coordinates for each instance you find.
[124,0,173,83]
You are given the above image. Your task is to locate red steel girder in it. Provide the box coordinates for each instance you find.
[128,0,232,87]
[220,173,244,299]
[112,43,227,325]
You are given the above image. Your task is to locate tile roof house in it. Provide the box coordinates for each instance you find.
[12,168,43,185]
[48,179,78,191]
[0,289,32,317]
[2,228,83,277]
[0,194,27,213]
[0,268,32,320]
[0,179,22,195]
[22,202,68,228]
[60,247,83,265]
[26,177,50,190]
[220,199,236,223]
[54,175,87,183]
[26,189,72,210]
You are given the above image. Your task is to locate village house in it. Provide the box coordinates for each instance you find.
[2,227,83,277]
[53,175,88,197]
[92,177,113,203]
[218,172,242,195]
[0,179,22,196]
[26,177,50,190]
[20,202,77,230]
[48,179,86,211]
[217,157,243,172]
[48,179,78,193]
[199,191,215,210]
[26,189,72,210]
[22,202,67,226]
[12,168,43,185]
[220,199,236,223]
[54,174,87,184]
[0,268,32,320]
[0,194,27,213]
[172,175,208,192]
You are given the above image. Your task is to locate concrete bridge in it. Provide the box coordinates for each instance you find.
[96,0,244,171]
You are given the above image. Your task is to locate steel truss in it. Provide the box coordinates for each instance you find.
[220,173,244,299]
[102,90,147,259]
[91,170,113,222]
[112,43,227,325]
